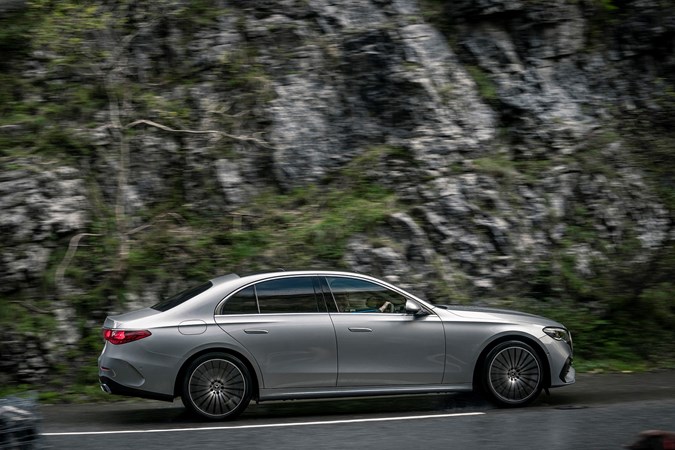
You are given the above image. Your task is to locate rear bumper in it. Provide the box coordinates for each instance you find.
[99,376,174,402]
[98,342,180,399]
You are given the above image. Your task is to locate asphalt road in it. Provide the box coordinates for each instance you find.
[40,370,675,449]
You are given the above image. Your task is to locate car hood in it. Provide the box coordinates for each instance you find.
[436,304,563,327]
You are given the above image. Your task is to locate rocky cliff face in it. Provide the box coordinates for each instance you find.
[1,0,674,386]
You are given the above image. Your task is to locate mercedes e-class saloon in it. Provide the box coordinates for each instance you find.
[99,271,574,420]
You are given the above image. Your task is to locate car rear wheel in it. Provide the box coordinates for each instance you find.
[482,340,543,407]
[181,353,252,420]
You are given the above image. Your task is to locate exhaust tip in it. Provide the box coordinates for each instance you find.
[100,384,112,394]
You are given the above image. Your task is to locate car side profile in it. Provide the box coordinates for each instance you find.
[99,271,574,420]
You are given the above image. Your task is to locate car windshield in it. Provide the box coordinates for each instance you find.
[152,281,213,312]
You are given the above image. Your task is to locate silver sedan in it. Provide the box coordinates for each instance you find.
[98,271,574,420]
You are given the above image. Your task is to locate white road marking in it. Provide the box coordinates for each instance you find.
[43,411,486,436]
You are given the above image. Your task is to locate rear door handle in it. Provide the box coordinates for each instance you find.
[348,327,373,333]
[244,329,269,334]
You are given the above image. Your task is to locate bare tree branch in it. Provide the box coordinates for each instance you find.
[55,233,103,288]
[106,72,131,277]
[125,119,272,147]
[9,300,52,315]
[55,8,272,296]
[127,212,190,236]
[208,103,251,118]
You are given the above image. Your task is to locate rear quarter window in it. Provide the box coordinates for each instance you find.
[220,286,258,314]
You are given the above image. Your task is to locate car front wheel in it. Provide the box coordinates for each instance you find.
[182,353,252,420]
[482,340,544,407]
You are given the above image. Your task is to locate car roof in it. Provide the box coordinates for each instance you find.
[208,270,414,295]
[210,270,383,286]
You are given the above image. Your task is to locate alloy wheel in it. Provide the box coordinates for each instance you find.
[187,357,247,418]
[487,344,542,404]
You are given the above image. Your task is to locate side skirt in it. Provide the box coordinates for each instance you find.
[258,384,472,403]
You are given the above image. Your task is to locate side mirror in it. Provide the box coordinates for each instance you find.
[405,299,428,317]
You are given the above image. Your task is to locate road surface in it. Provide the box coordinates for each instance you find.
[40,370,675,449]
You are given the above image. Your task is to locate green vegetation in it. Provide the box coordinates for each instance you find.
[0,160,397,403]
[416,0,674,374]
[597,0,618,12]
[417,0,452,36]
[466,65,499,103]
[516,127,675,370]
[511,239,675,370]
[471,154,518,181]
[1,0,674,404]
[453,118,675,372]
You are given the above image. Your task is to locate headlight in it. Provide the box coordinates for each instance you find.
[543,326,572,346]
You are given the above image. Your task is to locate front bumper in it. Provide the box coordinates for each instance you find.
[541,334,575,388]
[559,357,575,384]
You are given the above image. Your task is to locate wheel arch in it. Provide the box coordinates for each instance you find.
[173,347,261,401]
[471,334,551,392]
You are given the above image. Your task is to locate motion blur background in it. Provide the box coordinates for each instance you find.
[0,0,673,401]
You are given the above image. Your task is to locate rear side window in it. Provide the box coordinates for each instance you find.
[152,281,212,312]
[221,286,258,314]
[219,277,324,314]
[256,277,321,313]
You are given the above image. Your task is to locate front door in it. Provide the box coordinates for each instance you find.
[324,276,445,386]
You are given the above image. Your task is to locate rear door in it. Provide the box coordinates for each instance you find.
[324,276,446,386]
[215,276,338,389]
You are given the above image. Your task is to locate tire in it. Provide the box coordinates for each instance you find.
[181,353,252,420]
[482,340,544,407]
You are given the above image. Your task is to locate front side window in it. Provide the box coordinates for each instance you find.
[256,277,321,313]
[325,277,407,313]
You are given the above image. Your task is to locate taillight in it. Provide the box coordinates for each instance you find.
[102,328,151,345]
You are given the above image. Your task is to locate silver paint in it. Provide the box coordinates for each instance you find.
[98,270,574,417]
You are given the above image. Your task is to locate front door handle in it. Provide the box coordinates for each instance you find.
[348,327,373,333]
[244,329,269,334]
